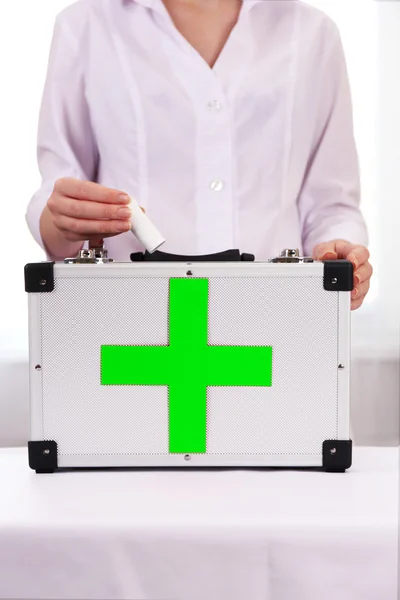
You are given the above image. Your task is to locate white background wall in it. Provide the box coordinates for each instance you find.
[0,0,399,447]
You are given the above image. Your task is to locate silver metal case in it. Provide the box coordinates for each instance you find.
[25,250,353,472]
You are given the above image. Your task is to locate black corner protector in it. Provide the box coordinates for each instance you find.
[25,262,55,293]
[323,260,354,292]
[28,440,58,473]
[130,252,145,262]
[322,439,352,472]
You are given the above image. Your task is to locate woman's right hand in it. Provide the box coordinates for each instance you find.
[46,178,134,242]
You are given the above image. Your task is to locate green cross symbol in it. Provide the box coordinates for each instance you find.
[101,278,272,454]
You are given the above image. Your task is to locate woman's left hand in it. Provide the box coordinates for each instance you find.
[312,240,373,310]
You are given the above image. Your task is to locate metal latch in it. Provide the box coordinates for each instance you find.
[269,249,314,263]
[64,240,114,264]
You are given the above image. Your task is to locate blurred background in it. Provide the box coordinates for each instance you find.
[0,0,398,447]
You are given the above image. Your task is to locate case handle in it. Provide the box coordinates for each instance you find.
[130,249,255,262]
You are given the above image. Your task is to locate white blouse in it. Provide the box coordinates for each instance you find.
[26,0,368,260]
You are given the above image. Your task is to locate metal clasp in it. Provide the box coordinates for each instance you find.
[269,249,314,264]
[64,240,114,264]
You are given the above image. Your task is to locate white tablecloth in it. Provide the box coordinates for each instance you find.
[0,447,398,600]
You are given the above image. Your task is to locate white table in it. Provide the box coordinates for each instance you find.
[0,447,398,600]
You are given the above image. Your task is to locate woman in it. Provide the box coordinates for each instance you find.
[26,0,372,309]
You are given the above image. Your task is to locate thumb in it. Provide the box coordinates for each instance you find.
[312,241,338,261]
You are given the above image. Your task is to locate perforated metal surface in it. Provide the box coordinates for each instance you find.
[207,277,338,455]
[37,274,338,458]
[40,278,169,456]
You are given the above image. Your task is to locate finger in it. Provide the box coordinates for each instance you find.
[323,240,367,269]
[351,297,364,311]
[54,178,131,204]
[342,246,370,269]
[352,279,370,301]
[327,240,354,259]
[88,237,105,246]
[56,214,131,237]
[59,227,130,242]
[336,240,370,269]
[312,241,338,260]
[56,197,133,221]
[322,240,370,270]
[354,262,373,286]
[86,234,117,242]
[59,230,122,242]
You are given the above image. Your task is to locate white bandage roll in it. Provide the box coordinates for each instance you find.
[129,197,166,254]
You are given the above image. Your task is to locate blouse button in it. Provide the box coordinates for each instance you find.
[210,179,224,192]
